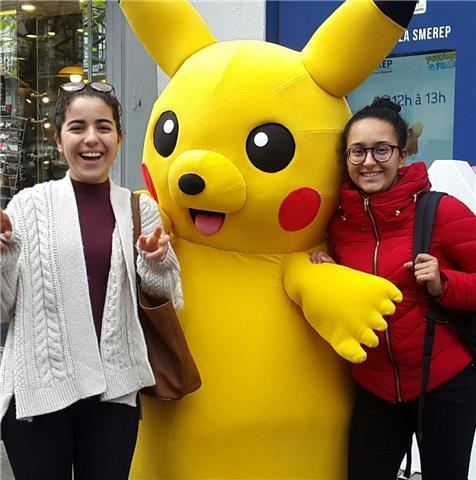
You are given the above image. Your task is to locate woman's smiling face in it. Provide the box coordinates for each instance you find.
[346,118,406,194]
[55,96,122,184]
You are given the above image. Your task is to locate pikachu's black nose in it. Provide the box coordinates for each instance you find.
[178,173,205,195]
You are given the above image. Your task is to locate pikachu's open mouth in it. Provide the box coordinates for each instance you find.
[189,209,225,236]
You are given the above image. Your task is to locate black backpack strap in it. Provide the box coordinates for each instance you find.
[414,191,446,443]
[413,191,446,261]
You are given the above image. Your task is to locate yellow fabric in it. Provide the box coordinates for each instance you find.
[283,256,402,363]
[133,240,354,479]
[168,150,246,213]
[121,0,405,477]
[143,40,348,254]
[120,0,216,77]
[301,0,405,97]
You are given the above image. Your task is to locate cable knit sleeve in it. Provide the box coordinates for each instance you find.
[1,198,22,324]
[136,194,183,309]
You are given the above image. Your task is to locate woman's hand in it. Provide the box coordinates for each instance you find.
[138,226,170,262]
[309,251,336,264]
[404,253,443,297]
[0,210,13,252]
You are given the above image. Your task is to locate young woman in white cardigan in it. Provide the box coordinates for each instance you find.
[0,82,183,480]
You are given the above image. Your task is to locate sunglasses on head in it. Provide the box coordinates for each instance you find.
[58,82,115,96]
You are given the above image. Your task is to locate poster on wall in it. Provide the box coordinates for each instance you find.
[347,50,456,167]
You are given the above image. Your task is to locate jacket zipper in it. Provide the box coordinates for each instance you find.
[413,187,427,203]
[363,196,403,402]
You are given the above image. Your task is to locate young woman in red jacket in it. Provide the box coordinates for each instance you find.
[311,97,476,480]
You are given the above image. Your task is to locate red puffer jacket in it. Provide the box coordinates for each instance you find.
[329,162,476,403]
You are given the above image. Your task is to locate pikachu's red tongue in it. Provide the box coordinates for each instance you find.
[194,213,225,236]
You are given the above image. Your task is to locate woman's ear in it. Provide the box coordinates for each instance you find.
[54,133,62,152]
[398,149,407,168]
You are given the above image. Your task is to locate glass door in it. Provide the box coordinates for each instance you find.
[0,0,106,208]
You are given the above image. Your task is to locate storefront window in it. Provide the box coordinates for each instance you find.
[0,0,106,208]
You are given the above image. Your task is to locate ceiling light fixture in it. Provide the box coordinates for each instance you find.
[21,4,36,12]
[58,65,84,83]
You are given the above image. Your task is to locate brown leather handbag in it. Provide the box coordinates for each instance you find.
[131,193,201,400]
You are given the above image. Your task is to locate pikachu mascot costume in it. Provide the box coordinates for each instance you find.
[121,1,415,478]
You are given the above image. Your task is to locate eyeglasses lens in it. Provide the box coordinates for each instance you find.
[89,82,114,93]
[60,82,86,93]
[373,145,392,161]
[347,144,394,164]
[59,82,114,95]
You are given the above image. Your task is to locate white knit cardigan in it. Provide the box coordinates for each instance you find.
[0,174,183,420]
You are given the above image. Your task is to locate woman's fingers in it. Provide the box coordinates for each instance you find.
[0,210,12,235]
[137,227,169,262]
[407,254,443,296]
[309,251,336,264]
[0,210,13,251]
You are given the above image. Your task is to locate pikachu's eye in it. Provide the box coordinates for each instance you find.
[246,123,295,173]
[154,111,179,157]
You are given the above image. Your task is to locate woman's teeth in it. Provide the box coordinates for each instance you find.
[361,172,381,177]
[80,152,102,159]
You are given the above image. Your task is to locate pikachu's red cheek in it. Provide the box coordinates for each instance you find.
[142,163,158,202]
[279,188,321,232]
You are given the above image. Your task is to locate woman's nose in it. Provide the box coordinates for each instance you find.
[84,128,99,144]
[362,150,377,165]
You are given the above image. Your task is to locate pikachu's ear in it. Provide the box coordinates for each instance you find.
[120,0,216,77]
[301,0,415,97]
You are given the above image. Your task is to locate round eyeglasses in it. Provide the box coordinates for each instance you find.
[346,143,401,165]
[58,82,115,95]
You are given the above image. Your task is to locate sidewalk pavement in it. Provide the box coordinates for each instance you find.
[1,441,14,480]
[0,441,423,480]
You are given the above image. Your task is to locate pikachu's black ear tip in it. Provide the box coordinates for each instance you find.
[374,0,417,28]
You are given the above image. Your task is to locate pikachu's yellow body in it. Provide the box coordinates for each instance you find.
[121,0,413,477]
[136,243,354,479]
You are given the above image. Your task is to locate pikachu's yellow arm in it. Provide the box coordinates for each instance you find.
[283,253,402,363]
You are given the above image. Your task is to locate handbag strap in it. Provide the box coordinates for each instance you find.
[131,193,141,265]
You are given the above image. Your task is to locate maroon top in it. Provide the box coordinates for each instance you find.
[72,179,116,340]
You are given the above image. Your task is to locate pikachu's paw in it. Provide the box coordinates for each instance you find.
[307,267,402,364]
[334,339,368,364]
[326,317,388,363]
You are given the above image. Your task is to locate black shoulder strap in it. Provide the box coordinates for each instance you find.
[413,191,447,260]
[414,190,446,443]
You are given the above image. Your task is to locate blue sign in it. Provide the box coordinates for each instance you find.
[267,1,476,166]
[347,50,456,167]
